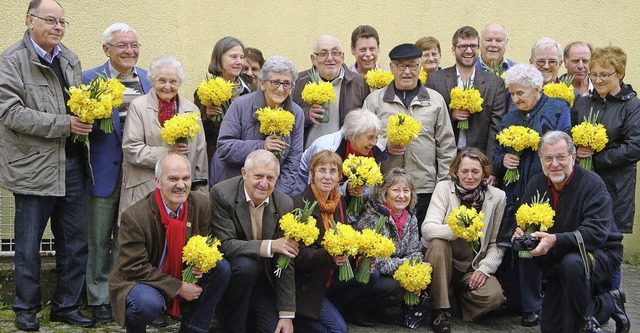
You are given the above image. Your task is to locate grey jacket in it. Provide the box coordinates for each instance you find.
[0,31,88,195]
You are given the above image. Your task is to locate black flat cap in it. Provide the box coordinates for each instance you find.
[389,43,422,60]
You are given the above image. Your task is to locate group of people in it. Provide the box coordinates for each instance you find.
[0,1,636,333]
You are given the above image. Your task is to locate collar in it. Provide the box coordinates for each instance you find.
[244,186,270,209]
[350,62,380,74]
[29,35,61,63]
[320,66,345,85]
[456,66,476,86]
[161,198,183,217]
[547,167,575,209]
[479,55,509,69]
[108,60,139,78]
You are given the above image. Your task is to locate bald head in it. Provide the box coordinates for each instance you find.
[480,23,508,65]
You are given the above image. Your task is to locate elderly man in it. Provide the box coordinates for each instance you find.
[211,150,297,333]
[530,37,563,85]
[475,23,516,73]
[0,0,95,330]
[109,153,231,333]
[82,22,152,323]
[364,43,456,226]
[516,131,629,333]
[350,25,381,75]
[292,35,370,149]
[560,41,593,97]
[427,26,507,178]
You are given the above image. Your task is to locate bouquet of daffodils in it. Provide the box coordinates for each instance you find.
[196,75,234,122]
[386,114,421,147]
[355,216,396,284]
[571,109,608,171]
[515,191,555,258]
[364,68,394,89]
[322,221,360,281]
[496,125,541,185]
[393,259,433,305]
[67,74,125,142]
[419,68,428,85]
[484,60,505,79]
[446,206,485,253]
[255,106,296,156]
[342,155,384,215]
[160,112,201,145]
[449,80,484,130]
[544,75,575,107]
[182,235,224,283]
[275,200,320,277]
[301,67,336,123]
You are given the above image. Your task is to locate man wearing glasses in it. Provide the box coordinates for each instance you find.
[292,35,370,149]
[530,37,564,85]
[0,0,95,330]
[364,43,456,229]
[81,23,152,324]
[427,26,507,185]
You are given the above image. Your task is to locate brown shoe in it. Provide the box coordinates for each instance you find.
[431,309,451,333]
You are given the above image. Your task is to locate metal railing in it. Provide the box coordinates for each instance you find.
[0,189,55,257]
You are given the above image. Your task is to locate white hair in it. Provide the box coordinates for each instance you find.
[148,55,185,83]
[102,23,137,44]
[504,63,544,90]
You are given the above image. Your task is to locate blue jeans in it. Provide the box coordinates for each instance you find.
[125,259,231,333]
[13,156,88,315]
[294,297,347,333]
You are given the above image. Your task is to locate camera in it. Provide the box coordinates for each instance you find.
[512,236,539,251]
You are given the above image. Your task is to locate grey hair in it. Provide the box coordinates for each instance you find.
[504,63,544,90]
[341,108,381,140]
[244,149,280,176]
[312,35,343,53]
[563,41,593,60]
[538,131,576,155]
[102,23,137,44]
[148,55,185,83]
[530,37,563,61]
[482,23,508,39]
[155,153,191,179]
[258,56,298,83]
[373,168,417,210]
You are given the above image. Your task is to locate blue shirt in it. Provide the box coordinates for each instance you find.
[29,35,61,64]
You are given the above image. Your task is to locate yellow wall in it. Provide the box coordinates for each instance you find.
[1,0,639,254]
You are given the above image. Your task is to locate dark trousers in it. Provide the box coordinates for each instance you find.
[540,249,620,333]
[415,193,433,232]
[293,296,347,333]
[124,259,231,333]
[220,256,280,333]
[13,156,88,315]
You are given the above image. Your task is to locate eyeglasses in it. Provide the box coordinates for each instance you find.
[268,80,293,90]
[542,154,571,164]
[313,50,343,59]
[29,14,69,27]
[315,168,339,177]
[392,63,421,71]
[455,44,479,51]
[535,58,560,67]
[589,71,617,80]
[106,42,141,50]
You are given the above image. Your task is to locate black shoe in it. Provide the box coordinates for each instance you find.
[522,310,541,327]
[609,288,630,333]
[93,304,114,323]
[15,312,39,331]
[50,309,97,328]
[149,315,168,327]
[580,316,604,333]
[431,309,451,333]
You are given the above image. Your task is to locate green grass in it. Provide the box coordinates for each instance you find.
[624,251,640,266]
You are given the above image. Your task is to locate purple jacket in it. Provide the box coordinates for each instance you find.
[209,88,304,194]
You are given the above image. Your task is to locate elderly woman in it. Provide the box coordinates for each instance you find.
[415,36,442,73]
[195,36,253,162]
[492,63,571,327]
[292,150,350,333]
[243,47,265,91]
[210,56,304,193]
[293,109,388,196]
[423,148,506,333]
[355,168,425,329]
[120,55,207,214]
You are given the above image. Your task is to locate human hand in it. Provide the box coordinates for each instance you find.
[387,141,406,156]
[169,142,189,155]
[274,318,293,333]
[577,146,594,159]
[308,104,325,125]
[205,105,223,116]
[529,231,556,257]
[486,175,497,186]
[264,135,286,153]
[178,282,202,301]
[452,109,471,121]
[468,270,488,290]
[271,237,299,258]
[332,255,348,266]
[511,226,524,242]
[70,116,93,136]
[503,153,520,170]
[347,185,364,197]
[192,267,203,279]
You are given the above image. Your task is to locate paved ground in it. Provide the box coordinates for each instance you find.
[1,264,638,332]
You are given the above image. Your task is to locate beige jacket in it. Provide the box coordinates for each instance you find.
[364,84,456,194]
[120,90,208,214]
[422,180,506,275]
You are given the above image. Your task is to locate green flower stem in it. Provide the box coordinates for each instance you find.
[354,257,373,284]
[457,119,469,130]
[274,254,291,278]
[338,259,354,282]
[580,157,593,171]
[182,265,197,283]
[503,169,520,185]
[404,291,419,305]
[73,134,88,143]
[347,197,362,216]
[100,118,114,133]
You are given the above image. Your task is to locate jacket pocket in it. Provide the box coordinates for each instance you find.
[24,83,55,113]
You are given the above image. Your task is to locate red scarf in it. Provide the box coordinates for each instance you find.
[344,140,374,158]
[158,96,177,126]
[155,188,188,317]
[386,203,407,239]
